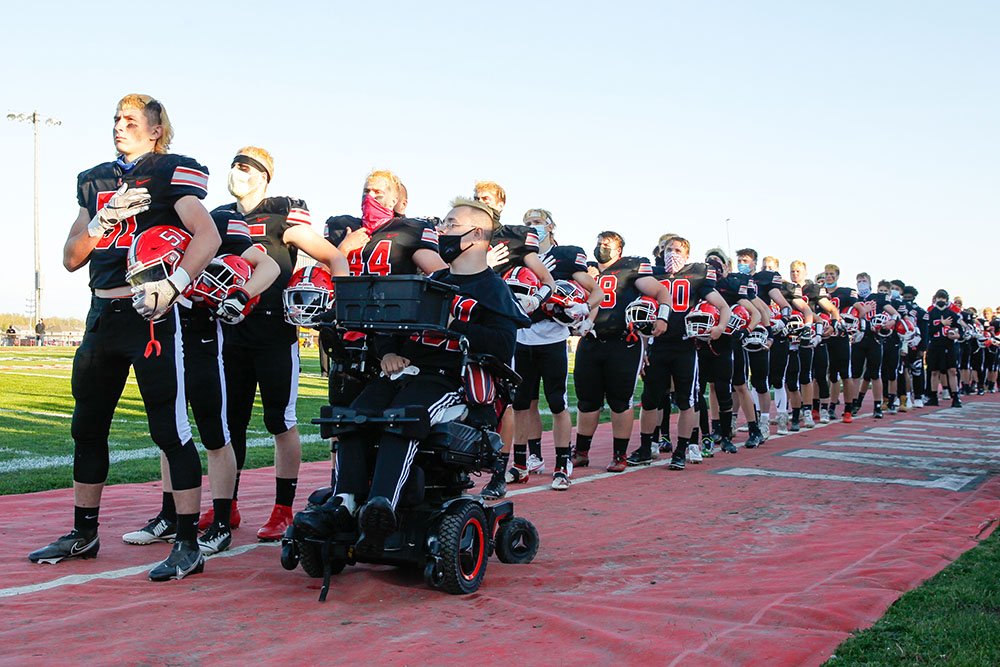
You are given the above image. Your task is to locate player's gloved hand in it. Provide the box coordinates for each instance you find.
[565,301,590,321]
[770,319,785,336]
[88,184,151,237]
[486,243,510,269]
[572,318,595,338]
[216,286,251,325]
[518,293,541,314]
[132,268,190,320]
[833,319,845,334]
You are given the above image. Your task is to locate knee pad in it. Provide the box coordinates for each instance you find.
[163,439,203,491]
[264,405,294,435]
[672,391,693,412]
[73,442,110,485]
[607,395,633,414]
[577,397,604,413]
[716,387,734,414]
[544,388,567,415]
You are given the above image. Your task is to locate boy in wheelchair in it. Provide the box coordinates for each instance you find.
[294,199,530,559]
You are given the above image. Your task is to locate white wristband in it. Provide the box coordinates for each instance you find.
[169,267,192,292]
[657,304,671,321]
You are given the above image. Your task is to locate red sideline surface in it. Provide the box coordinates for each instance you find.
[1,396,998,665]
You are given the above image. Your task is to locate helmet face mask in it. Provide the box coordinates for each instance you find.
[542,279,587,324]
[190,255,257,313]
[742,325,769,351]
[725,305,751,335]
[625,296,658,335]
[126,225,192,287]
[684,301,719,340]
[283,266,335,326]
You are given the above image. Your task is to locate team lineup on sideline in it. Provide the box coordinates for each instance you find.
[21,93,1000,597]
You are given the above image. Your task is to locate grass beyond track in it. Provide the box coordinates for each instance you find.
[0,346,639,495]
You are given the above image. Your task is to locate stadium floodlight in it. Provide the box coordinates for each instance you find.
[7,110,61,327]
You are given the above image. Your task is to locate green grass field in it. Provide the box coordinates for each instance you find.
[0,346,638,495]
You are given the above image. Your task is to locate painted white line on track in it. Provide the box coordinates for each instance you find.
[0,542,279,598]
[716,467,978,491]
[782,448,1000,475]
[817,437,1000,456]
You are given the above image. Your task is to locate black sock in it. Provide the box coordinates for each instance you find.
[233,470,242,501]
[554,446,570,471]
[175,513,199,542]
[748,419,761,436]
[612,437,630,457]
[212,498,232,529]
[651,425,661,442]
[812,398,820,411]
[639,432,653,454]
[160,491,177,522]
[495,450,510,474]
[74,505,99,534]
[528,438,542,459]
[675,436,690,457]
[792,407,801,422]
[276,477,297,507]
[821,402,828,411]
[661,411,671,439]
[575,433,593,454]
[699,408,710,434]
[720,411,732,438]
[513,443,528,468]
[711,418,721,434]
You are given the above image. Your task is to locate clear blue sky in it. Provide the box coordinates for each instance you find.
[2,0,997,320]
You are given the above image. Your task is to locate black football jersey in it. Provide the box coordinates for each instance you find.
[800,281,828,306]
[324,216,439,277]
[213,197,310,314]
[539,245,588,281]
[716,272,756,307]
[655,262,718,341]
[858,291,890,319]
[76,153,209,290]
[211,208,253,257]
[593,256,654,336]
[826,286,860,313]
[778,281,804,306]
[927,305,961,343]
[489,224,540,276]
[752,270,784,301]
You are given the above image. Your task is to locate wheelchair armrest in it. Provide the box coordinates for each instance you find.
[311,405,430,440]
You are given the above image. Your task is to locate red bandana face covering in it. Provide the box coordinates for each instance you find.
[361,194,395,232]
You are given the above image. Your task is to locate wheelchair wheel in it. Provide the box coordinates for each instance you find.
[494,517,539,564]
[298,539,346,579]
[437,502,489,594]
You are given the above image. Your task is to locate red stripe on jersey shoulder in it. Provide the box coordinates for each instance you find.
[286,208,311,226]
[171,166,208,192]
[638,263,653,275]
[227,220,251,238]
[421,228,439,243]
[525,231,539,248]
[706,268,717,281]
[575,252,588,267]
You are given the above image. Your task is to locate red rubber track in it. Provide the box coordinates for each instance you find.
[1,396,998,665]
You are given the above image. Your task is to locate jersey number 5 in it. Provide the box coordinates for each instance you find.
[94,190,137,250]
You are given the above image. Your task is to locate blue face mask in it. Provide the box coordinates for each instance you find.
[857,281,871,298]
[826,280,837,289]
[532,225,548,243]
[736,263,751,275]
[890,289,901,299]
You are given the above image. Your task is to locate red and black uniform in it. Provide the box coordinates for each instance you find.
[213,197,312,472]
[488,224,540,276]
[880,293,905,383]
[747,269,784,396]
[826,285,859,384]
[513,245,589,414]
[802,281,831,400]
[925,304,963,372]
[180,209,252,451]
[575,256,652,415]
[334,268,528,509]
[323,214,441,405]
[642,262,717,412]
[852,291,890,381]
[72,153,208,490]
[718,273,757,388]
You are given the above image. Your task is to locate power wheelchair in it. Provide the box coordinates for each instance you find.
[280,276,539,599]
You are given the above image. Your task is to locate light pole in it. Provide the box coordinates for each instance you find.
[7,110,61,329]
[725,218,732,262]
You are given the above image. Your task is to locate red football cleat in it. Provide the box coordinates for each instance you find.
[257,504,293,541]
[842,411,853,424]
[197,501,241,531]
[811,409,820,421]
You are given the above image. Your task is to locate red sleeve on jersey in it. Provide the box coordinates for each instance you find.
[171,166,208,195]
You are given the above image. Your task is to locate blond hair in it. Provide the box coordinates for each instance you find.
[763,255,779,269]
[790,260,807,271]
[523,208,553,225]
[474,180,506,206]
[117,94,172,153]
[450,196,498,229]
[236,146,275,181]
[666,236,691,254]
[825,263,840,276]
[366,169,401,198]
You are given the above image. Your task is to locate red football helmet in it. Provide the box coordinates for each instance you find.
[190,255,259,315]
[625,295,659,335]
[872,311,894,336]
[725,305,751,335]
[769,304,783,323]
[841,306,862,333]
[542,280,588,324]
[504,266,542,312]
[895,317,917,341]
[685,301,719,339]
[283,265,335,326]
[126,225,192,287]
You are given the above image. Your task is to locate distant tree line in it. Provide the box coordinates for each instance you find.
[0,314,86,331]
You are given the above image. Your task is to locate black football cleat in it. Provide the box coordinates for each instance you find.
[626,448,653,466]
[873,405,883,419]
[951,395,963,408]
[149,540,204,581]
[480,469,507,499]
[668,455,686,471]
[720,437,738,454]
[28,530,100,564]
[744,432,763,449]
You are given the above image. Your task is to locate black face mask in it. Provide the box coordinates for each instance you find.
[936,300,947,308]
[439,230,474,263]
[594,245,613,264]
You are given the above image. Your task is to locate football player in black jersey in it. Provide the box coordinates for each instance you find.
[877,280,905,413]
[321,170,447,492]
[123,210,280,555]
[29,94,220,580]
[770,262,814,434]
[571,231,669,473]
[901,285,929,407]
[636,237,729,469]
[791,262,842,425]
[925,289,963,407]
[736,248,790,440]
[317,199,529,557]
[507,209,602,492]
[214,146,348,542]
[851,272,900,419]
[823,264,860,422]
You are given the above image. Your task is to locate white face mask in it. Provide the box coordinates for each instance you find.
[228,168,254,198]
[664,251,685,273]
